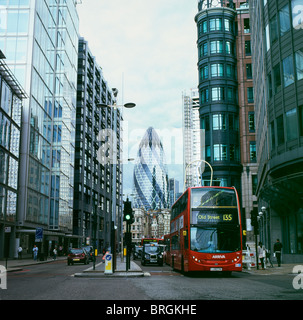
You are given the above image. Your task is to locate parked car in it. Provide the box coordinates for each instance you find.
[141,243,163,266]
[133,245,143,260]
[82,245,94,261]
[67,248,90,265]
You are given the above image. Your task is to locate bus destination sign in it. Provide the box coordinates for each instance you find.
[192,211,234,224]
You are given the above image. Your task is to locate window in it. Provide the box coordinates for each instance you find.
[270,121,276,150]
[286,108,298,141]
[249,142,256,162]
[224,19,231,32]
[244,18,250,33]
[210,18,222,31]
[213,114,227,130]
[277,115,285,145]
[283,55,294,87]
[279,4,291,36]
[245,40,251,55]
[200,65,209,80]
[248,112,255,132]
[226,64,234,78]
[201,115,210,131]
[214,144,227,161]
[201,88,209,103]
[229,144,239,162]
[292,0,303,30]
[247,87,254,103]
[201,42,208,56]
[252,175,258,195]
[270,15,278,44]
[246,64,252,79]
[211,63,223,77]
[267,72,273,99]
[211,87,224,101]
[225,41,231,54]
[295,49,303,80]
[210,40,223,54]
[265,24,270,51]
[273,63,281,93]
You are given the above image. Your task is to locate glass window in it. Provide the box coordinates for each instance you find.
[213,114,226,130]
[267,72,273,99]
[292,0,303,30]
[210,40,223,54]
[247,87,254,102]
[248,112,255,132]
[225,41,231,54]
[270,15,278,44]
[201,65,209,80]
[201,88,209,103]
[274,63,281,93]
[245,40,251,55]
[210,18,222,31]
[214,144,227,161]
[211,63,223,77]
[286,108,298,141]
[283,55,294,87]
[270,121,276,150]
[265,24,270,52]
[279,4,291,36]
[249,142,256,162]
[224,19,231,31]
[277,115,285,145]
[295,49,303,80]
[229,144,239,162]
[246,64,252,79]
[211,87,224,101]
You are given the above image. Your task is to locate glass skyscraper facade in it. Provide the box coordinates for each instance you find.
[133,127,169,211]
[0,0,79,254]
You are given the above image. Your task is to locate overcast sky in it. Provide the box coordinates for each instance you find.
[77,0,199,196]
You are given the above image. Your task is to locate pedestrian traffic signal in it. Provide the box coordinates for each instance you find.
[250,209,259,235]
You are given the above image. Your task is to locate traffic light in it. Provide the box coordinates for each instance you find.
[123,198,134,224]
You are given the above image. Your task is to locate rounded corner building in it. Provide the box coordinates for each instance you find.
[132,127,169,211]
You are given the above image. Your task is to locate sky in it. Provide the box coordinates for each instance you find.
[77,0,199,197]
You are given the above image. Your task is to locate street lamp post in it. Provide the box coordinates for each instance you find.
[97,99,136,272]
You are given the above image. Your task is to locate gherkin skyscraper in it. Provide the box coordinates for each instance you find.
[133,127,169,210]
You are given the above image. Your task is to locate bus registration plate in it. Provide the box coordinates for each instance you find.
[210,268,222,271]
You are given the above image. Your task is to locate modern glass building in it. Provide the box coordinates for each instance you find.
[133,127,169,211]
[74,37,122,252]
[0,0,79,256]
[250,0,303,262]
[0,52,26,258]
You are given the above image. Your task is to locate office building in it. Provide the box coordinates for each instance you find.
[73,37,122,252]
[133,127,169,211]
[250,0,303,261]
[0,52,26,258]
[0,0,79,256]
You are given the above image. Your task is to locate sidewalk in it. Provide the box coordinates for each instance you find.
[243,263,302,275]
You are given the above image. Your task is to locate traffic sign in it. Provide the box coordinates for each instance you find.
[35,228,43,242]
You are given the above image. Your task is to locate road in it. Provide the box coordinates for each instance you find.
[1,258,303,302]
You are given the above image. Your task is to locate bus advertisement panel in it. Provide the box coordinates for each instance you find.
[168,186,242,274]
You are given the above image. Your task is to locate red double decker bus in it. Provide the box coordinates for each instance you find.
[167,186,242,274]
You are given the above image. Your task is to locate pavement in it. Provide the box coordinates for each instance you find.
[0,255,301,277]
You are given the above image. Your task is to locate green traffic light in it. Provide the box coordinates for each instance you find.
[125,214,131,220]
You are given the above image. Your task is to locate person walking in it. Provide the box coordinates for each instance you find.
[258,242,266,270]
[17,246,23,259]
[273,239,283,267]
[33,245,38,261]
[53,247,57,260]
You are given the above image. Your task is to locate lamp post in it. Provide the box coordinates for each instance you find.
[97,99,136,272]
[183,159,213,192]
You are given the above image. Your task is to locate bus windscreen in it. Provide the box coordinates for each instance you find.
[191,188,237,208]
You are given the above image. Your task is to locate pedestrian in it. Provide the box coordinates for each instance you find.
[33,245,38,261]
[258,242,266,269]
[17,246,23,259]
[53,247,57,260]
[273,239,283,267]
